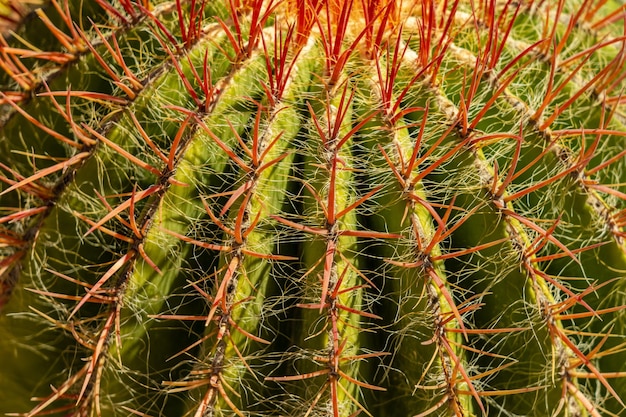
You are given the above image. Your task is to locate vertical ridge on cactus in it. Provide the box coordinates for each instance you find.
[0,0,625,416]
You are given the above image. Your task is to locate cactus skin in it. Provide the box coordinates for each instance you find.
[1,0,626,416]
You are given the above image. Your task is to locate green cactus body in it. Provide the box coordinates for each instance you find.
[1,0,626,416]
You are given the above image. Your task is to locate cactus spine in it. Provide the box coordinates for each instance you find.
[1,0,626,416]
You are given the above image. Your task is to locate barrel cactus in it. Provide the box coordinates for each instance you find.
[1,0,625,416]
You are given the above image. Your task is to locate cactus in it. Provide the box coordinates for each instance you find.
[1,0,626,415]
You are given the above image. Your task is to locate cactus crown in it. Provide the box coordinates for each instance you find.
[1,0,626,416]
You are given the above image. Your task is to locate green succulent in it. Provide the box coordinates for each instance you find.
[1,0,626,416]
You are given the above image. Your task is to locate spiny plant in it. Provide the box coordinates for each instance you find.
[0,0,626,416]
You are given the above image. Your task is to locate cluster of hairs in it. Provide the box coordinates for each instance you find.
[0,0,625,416]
